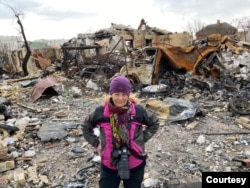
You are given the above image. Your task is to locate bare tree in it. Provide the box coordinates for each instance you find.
[231,16,250,41]
[0,0,31,76]
[185,19,206,37]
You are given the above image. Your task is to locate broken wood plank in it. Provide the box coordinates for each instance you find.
[15,157,33,161]
[193,131,250,135]
[50,118,84,121]
[6,76,39,83]
[44,142,61,149]
[16,103,41,113]
[186,121,199,130]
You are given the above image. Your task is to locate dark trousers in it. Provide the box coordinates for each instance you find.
[99,161,146,188]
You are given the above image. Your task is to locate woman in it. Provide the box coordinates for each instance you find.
[82,75,159,188]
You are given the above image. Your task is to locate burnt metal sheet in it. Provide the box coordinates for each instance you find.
[33,51,52,69]
[119,45,220,85]
[30,75,59,102]
[155,45,219,72]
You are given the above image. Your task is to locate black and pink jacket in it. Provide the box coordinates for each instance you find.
[82,100,159,170]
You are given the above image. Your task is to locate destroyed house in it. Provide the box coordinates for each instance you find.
[196,20,237,41]
[111,25,192,49]
[72,20,193,57]
[60,20,193,77]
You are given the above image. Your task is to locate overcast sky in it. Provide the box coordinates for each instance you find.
[0,0,249,41]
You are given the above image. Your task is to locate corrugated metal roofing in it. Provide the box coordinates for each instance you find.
[30,75,59,102]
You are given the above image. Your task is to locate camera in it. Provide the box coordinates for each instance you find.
[112,147,130,179]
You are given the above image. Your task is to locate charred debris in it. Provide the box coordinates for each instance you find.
[0,20,250,115]
[1,19,250,188]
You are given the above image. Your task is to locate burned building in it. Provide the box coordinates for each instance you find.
[63,19,193,57]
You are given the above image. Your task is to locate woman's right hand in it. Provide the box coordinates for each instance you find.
[95,143,101,153]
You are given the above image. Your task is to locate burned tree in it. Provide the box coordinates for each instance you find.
[0,0,31,76]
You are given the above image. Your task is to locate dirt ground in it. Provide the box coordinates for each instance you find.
[1,74,250,188]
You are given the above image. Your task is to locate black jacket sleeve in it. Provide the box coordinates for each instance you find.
[141,106,160,143]
[81,106,103,148]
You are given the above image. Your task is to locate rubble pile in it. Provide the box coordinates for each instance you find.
[0,32,250,187]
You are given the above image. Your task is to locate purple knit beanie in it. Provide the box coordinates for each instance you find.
[109,76,131,95]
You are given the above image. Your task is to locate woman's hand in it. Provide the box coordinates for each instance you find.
[95,143,102,153]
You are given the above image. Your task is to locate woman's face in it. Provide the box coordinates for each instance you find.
[111,92,129,107]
